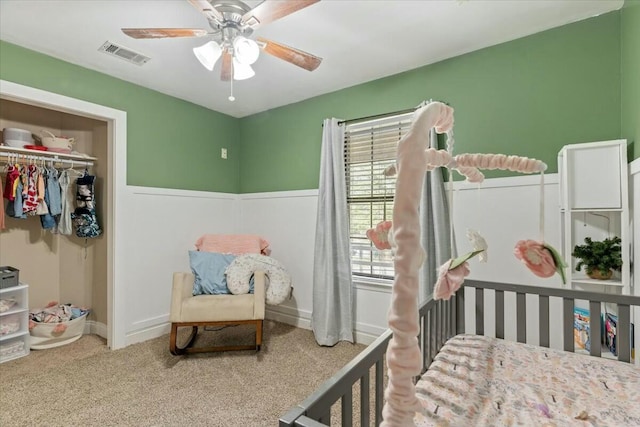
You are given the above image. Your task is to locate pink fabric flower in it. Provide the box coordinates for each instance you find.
[514,240,556,278]
[366,220,393,250]
[434,259,470,300]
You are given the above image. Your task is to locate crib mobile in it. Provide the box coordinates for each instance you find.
[366,110,567,297]
[364,101,567,426]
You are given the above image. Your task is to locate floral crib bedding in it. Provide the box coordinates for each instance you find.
[414,334,640,426]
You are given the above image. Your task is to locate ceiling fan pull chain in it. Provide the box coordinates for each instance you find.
[228,61,235,102]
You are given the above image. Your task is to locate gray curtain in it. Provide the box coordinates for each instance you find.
[419,128,455,300]
[311,118,354,346]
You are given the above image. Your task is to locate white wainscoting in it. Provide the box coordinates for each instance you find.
[238,175,562,346]
[353,282,394,343]
[631,159,639,296]
[239,189,393,345]
[453,174,562,287]
[457,169,637,363]
[121,186,239,346]
[239,190,318,316]
[631,159,639,364]
[453,174,566,348]
[119,168,636,351]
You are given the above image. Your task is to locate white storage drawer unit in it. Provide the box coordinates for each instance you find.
[0,283,30,363]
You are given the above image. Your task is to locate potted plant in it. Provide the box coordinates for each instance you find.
[572,236,622,280]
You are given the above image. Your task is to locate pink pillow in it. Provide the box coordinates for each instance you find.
[195,234,270,255]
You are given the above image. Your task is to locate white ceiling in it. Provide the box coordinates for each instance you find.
[0,0,623,118]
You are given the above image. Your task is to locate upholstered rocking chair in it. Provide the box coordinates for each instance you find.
[169,270,265,355]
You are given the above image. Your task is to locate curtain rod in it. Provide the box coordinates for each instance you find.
[337,107,418,126]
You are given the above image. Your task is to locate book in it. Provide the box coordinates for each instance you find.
[574,307,590,352]
[604,312,635,358]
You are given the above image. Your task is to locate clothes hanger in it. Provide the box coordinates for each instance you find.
[2,153,15,171]
[66,160,78,174]
[66,160,85,177]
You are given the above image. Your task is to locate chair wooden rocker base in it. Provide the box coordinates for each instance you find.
[169,271,266,356]
[169,319,263,355]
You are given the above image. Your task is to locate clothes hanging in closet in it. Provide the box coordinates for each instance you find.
[40,170,54,230]
[53,169,73,236]
[5,177,26,219]
[0,174,4,230]
[23,165,39,214]
[2,161,95,236]
[3,164,20,202]
[46,167,62,216]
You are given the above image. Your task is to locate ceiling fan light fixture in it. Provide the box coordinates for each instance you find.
[233,36,260,65]
[124,0,322,91]
[232,58,255,80]
[193,40,222,71]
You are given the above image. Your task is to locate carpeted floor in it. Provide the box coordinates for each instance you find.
[0,320,367,426]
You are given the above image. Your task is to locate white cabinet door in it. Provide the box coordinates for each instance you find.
[567,144,621,209]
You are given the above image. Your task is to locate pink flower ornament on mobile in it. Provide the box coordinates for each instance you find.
[514,240,556,278]
[433,259,470,300]
[366,220,393,250]
[514,239,567,284]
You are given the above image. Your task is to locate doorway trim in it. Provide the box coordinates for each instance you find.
[1,79,127,349]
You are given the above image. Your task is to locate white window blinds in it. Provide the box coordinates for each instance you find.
[344,112,413,280]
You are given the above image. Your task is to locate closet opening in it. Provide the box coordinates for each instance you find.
[1,80,127,351]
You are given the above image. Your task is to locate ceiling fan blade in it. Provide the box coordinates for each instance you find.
[220,50,232,81]
[242,0,320,29]
[257,37,321,71]
[187,0,224,23]
[121,28,208,39]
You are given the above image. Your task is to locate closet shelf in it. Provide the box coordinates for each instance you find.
[0,145,97,163]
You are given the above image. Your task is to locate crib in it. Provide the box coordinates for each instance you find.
[280,279,640,426]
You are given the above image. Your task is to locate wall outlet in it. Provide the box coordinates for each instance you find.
[221,148,227,159]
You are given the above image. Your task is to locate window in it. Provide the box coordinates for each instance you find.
[344,112,413,281]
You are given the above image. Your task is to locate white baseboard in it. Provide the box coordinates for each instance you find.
[266,306,311,330]
[353,330,380,346]
[125,323,171,347]
[131,314,170,332]
[114,312,383,348]
[265,306,385,346]
[353,322,387,345]
[85,320,108,339]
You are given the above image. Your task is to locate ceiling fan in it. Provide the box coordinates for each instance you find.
[122,0,322,82]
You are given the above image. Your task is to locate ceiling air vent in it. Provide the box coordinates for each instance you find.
[98,41,150,66]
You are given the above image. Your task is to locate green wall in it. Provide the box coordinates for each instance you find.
[239,12,622,193]
[1,9,631,194]
[621,0,640,159]
[0,41,240,193]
